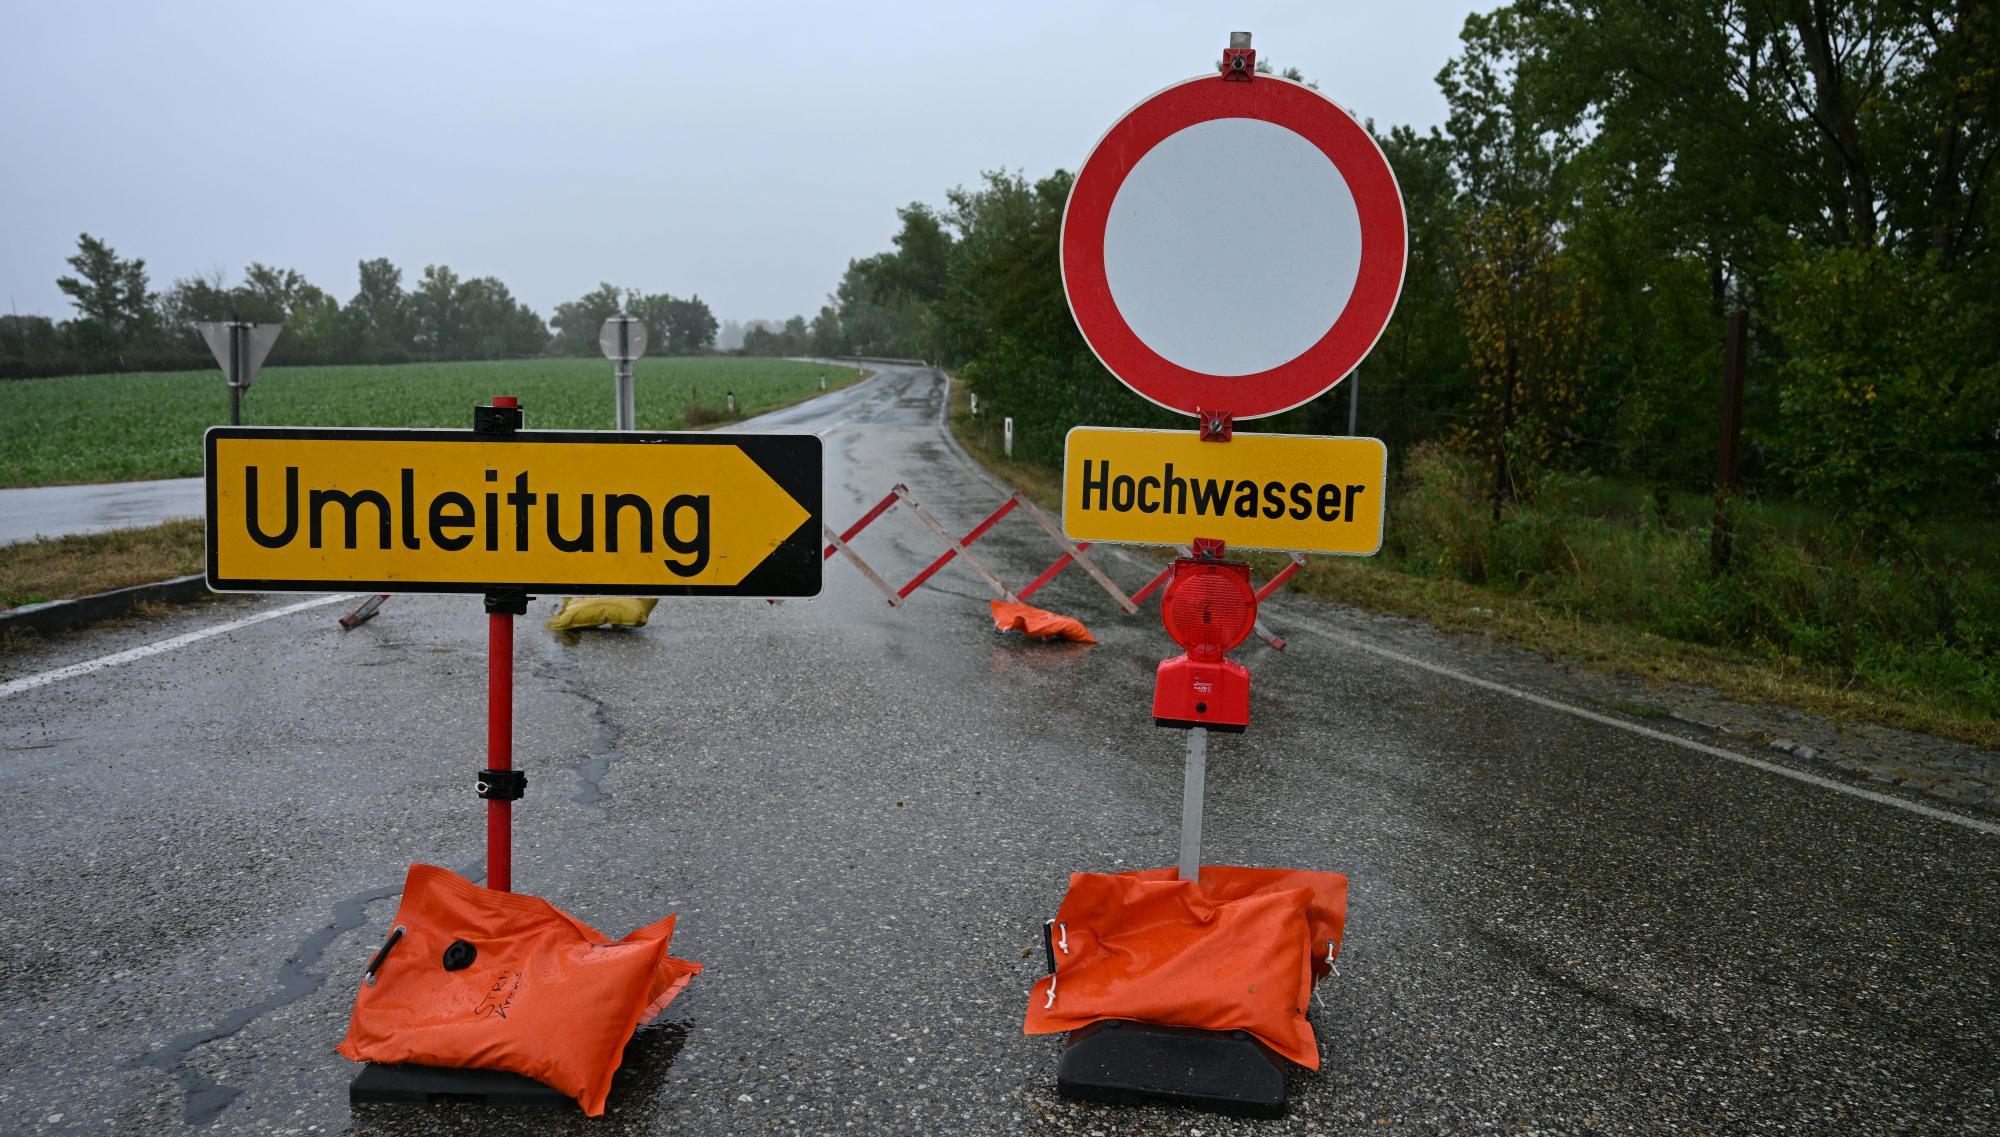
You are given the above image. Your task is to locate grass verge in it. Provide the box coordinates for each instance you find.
[684,369,873,430]
[0,519,205,612]
[944,378,1999,751]
[0,357,865,487]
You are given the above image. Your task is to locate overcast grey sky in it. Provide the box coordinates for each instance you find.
[1,2,1495,327]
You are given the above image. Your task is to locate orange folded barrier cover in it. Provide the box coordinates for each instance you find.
[1023,866,1348,1068]
[991,600,1097,644]
[337,864,700,1116]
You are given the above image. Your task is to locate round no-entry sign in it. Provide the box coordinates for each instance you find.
[1062,74,1407,420]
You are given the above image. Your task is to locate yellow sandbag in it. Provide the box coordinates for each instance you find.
[546,597,659,630]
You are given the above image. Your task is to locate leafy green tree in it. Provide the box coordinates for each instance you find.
[1568,204,1725,503]
[56,233,156,355]
[1437,10,1572,212]
[158,269,236,331]
[328,257,413,361]
[0,313,62,377]
[781,315,809,353]
[737,315,812,356]
[664,295,718,353]
[625,291,677,353]
[1454,204,1595,512]
[809,303,845,356]
[1300,123,1473,450]
[409,265,463,358]
[1769,245,2000,535]
[450,275,547,358]
[550,283,626,356]
[931,169,1179,462]
[823,203,956,358]
[611,290,716,355]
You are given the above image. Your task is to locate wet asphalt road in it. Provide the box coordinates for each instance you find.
[1,365,1995,1136]
[0,476,204,544]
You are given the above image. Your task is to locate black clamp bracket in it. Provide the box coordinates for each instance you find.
[474,402,523,435]
[484,587,529,615]
[477,769,526,801]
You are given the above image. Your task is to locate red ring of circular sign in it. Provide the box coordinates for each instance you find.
[1061,75,1407,420]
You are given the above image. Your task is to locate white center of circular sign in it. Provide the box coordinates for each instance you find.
[1102,117,1363,377]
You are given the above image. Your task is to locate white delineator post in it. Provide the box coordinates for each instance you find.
[1004,416,1015,458]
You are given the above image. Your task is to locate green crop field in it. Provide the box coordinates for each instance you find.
[0,357,863,487]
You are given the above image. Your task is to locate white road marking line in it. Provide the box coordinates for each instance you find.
[1277,609,2000,838]
[0,594,351,700]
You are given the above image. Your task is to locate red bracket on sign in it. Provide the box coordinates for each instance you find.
[1197,409,1233,442]
[1222,46,1256,81]
[1192,537,1228,561]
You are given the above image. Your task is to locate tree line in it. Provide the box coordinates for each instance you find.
[1,235,718,378]
[766,3,1998,537]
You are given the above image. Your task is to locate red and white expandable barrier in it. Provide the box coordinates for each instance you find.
[814,485,1309,644]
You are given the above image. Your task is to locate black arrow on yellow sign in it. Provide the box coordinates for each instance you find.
[204,427,822,598]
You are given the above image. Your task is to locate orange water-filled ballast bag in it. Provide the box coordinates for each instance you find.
[337,864,700,1116]
[990,600,1097,644]
[1023,866,1348,1068]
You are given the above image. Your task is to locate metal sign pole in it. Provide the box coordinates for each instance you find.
[616,319,635,431]
[1178,726,1207,882]
[228,323,243,427]
[200,319,279,431]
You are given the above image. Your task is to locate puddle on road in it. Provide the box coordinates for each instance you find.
[126,878,402,1126]
[537,631,630,809]
[987,637,1097,679]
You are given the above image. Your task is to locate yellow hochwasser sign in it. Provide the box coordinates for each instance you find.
[206,428,821,596]
[1062,427,1386,555]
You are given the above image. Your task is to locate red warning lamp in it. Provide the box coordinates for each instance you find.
[1152,555,1256,731]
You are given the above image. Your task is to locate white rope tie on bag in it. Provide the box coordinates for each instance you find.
[1313,942,1340,1007]
[1044,975,1057,1009]
[1057,923,1069,954]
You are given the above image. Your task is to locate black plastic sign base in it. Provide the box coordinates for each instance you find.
[1057,1020,1287,1118]
[349,1062,573,1109]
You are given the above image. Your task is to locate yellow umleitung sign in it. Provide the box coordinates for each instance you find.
[1063,427,1386,555]
[205,428,821,596]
